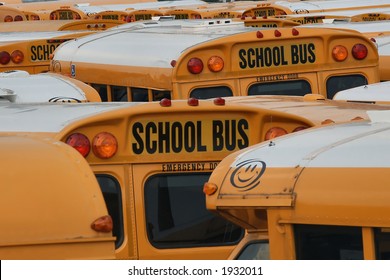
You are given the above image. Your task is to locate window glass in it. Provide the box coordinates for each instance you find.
[130,87,148,102]
[236,241,270,260]
[375,228,390,260]
[190,86,233,99]
[111,85,128,102]
[91,84,108,101]
[145,173,244,248]
[96,175,124,249]
[248,80,311,96]
[152,90,171,101]
[294,224,363,260]
[326,75,367,99]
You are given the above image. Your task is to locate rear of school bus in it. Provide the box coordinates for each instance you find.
[0,100,314,259]
[0,30,93,74]
[205,110,390,260]
[0,135,115,259]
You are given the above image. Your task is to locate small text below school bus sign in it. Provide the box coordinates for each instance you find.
[234,41,318,71]
[130,118,250,156]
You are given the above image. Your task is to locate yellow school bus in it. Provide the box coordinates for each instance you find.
[0,70,101,103]
[0,19,125,32]
[205,109,390,260]
[0,98,316,259]
[50,18,379,101]
[0,30,97,74]
[0,135,115,259]
[0,5,26,22]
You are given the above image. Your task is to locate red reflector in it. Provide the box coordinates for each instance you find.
[187,57,203,74]
[292,28,299,36]
[274,30,281,37]
[188,97,199,106]
[170,60,176,67]
[352,44,368,60]
[91,215,113,233]
[0,51,11,65]
[65,133,90,157]
[256,31,263,38]
[370,37,376,43]
[214,97,225,105]
[160,98,171,107]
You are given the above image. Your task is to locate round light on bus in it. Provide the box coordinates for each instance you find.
[265,127,287,140]
[65,133,90,157]
[11,50,24,64]
[187,57,203,74]
[4,15,13,22]
[188,97,199,106]
[203,182,218,196]
[0,51,11,65]
[14,15,23,21]
[160,98,172,107]
[332,45,348,62]
[91,215,113,233]
[92,132,118,159]
[207,56,224,72]
[352,44,368,60]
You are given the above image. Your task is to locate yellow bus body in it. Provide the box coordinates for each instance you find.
[0,99,315,259]
[0,5,26,22]
[0,135,115,259]
[0,19,125,32]
[205,110,390,260]
[51,21,380,101]
[0,30,97,74]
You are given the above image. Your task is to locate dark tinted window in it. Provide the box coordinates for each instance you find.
[375,228,390,260]
[91,84,108,101]
[152,90,171,101]
[130,87,148,102]
[326,75,367,99]
[190,86,233,99]
[111,85,128,101]
[144,173,243,248]
[96,175,124,249]
[248,80,311,96]
[294,224,363,260]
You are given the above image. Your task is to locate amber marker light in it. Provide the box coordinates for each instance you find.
[208,56,224,72]
[91,215,113,233]
[65,133,90,157]
[11,50,24,64]
[332,45,348,62]
[4,15,13,22]
[203,182,218,195]
[265,127,287,140]
[92,132,118,159]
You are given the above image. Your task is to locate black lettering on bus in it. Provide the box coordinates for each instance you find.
[291,43,316,65]
[264,47,272,67]
[132,122,144,154]
[212,119,249,151]
[171,122,182,153]
[196,121,207,152]
[239,49,247,69]
[184,122,196,152]
[238,119,249,148]
[146,122,158,153]
[158,122,170,153]
[30,44,60,61]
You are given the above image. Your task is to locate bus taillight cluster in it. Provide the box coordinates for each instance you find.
[0,50,24,65]
[3,15,24,22]
[65,132,118,159]
[332,43,368,61]
[187,55,224,74]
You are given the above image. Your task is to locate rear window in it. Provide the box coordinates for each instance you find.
[248,80,311,96]
[326,75,367,99]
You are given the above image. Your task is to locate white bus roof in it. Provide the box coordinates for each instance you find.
[0,30,89,43]
[301,20,390,34]
[52,19,253,68]
[0,71,98,103]
[0,102,141,132]
[227,115,390,170]
[333,82,390,103]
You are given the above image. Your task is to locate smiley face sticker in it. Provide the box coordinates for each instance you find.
[230,159,266,192]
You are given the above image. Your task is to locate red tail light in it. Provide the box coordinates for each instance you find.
[0,51,11,65]
[352,44,368,60]
[65,133,90,157]
[187,57,203,74]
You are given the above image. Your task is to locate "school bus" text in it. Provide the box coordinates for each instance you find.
[131,119,249,154]
[238,43,316,69]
